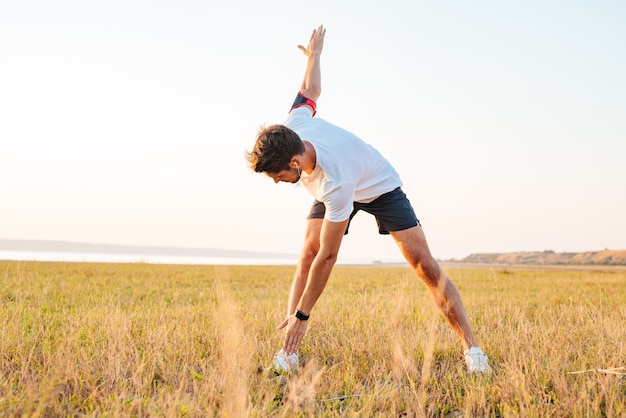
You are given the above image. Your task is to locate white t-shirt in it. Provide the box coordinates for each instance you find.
[284,107,403,222]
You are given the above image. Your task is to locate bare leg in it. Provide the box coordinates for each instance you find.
[390,226,477,350]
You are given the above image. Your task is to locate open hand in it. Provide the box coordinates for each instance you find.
[297,25,326,57]
[278,314,309,355]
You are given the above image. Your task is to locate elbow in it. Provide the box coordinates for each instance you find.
[302,86,321,102]
[310,86,321,98]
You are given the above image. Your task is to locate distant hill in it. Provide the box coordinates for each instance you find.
[459,249,626,266]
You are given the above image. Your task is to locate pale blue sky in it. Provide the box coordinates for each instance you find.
[1,1,624,262]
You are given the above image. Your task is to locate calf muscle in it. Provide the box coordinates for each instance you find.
[391,226,477,350]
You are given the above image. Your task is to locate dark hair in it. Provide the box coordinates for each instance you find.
[245,124,305,173]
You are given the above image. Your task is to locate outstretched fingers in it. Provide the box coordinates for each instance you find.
[281,316,308,355]
[298,25,326,56]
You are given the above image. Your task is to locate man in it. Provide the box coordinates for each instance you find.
[246,25,491,373]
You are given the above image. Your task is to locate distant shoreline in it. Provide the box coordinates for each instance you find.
[0,239,392,266]
[2,239,624,269]
[1,258,624,272]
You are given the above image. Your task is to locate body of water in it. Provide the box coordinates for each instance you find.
[0,251,299,266]
[0,251,389,266]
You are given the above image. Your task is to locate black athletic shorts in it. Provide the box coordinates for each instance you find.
[306,187,421,235]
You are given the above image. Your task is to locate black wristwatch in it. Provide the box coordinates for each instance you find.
[295,309,310,321]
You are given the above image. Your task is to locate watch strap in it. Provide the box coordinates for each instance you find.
[295,309,310,321]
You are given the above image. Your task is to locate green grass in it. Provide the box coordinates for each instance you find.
[1,261,625,416]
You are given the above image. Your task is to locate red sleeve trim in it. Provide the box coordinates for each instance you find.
[290,91,317,116]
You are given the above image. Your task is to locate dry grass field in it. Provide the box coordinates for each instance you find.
[0,261,625,417]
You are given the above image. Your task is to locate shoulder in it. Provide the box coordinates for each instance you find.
[285,106,315,128]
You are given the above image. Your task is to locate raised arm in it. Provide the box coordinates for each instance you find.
[297,25,326,103]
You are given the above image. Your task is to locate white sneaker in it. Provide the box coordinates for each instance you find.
[464,347,492,373]
[272,349,299,372]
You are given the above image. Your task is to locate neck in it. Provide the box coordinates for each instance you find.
[301,141,317,174]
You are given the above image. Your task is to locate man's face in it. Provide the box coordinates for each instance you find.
[266,166,301,184]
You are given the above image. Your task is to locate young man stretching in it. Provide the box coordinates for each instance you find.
[246,25,491,373]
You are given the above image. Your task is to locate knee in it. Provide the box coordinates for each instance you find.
[299,239,319,266]
[410,256,445,289]
[406,251,435,272]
